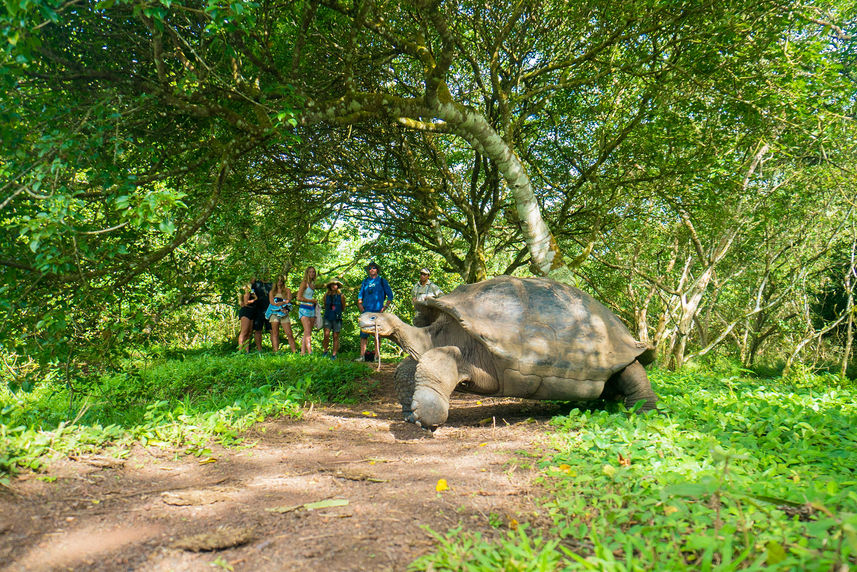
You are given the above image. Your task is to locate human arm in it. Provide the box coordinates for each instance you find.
[241,286,255,307]
[382,278,394,311]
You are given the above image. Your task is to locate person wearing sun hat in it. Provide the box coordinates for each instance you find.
[321,277,346,359]
[356,262,394,361]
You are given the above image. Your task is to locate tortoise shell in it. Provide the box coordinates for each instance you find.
[422,276,651,384]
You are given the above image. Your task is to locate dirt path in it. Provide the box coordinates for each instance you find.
[0,364,569,571]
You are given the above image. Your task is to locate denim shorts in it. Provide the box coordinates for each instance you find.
[298,303,316,319]
[323,318,342,332]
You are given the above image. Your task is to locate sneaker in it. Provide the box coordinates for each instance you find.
[354,355,365,362]
[330,354,337,360]
[322,351,329,358]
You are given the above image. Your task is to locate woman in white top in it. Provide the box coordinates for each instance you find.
[296,266,317,355]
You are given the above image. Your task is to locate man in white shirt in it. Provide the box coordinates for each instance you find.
[411,268,442,307]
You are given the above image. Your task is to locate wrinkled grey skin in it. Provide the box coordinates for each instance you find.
[359,276,657,429]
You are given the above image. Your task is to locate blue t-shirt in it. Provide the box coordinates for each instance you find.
[358,277,393,312]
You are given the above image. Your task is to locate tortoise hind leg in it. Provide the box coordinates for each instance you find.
[610,360,658,412]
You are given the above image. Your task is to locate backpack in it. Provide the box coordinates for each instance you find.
[325,293,343,321]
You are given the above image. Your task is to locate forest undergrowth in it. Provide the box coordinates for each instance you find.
[415,365,857,571]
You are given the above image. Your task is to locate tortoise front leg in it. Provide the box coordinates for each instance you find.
[394,357,418,419]
[409,347,466,428]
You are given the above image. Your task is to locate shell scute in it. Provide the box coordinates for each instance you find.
[424,276,648,383]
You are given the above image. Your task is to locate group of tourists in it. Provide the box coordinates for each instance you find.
[237,262,442,361]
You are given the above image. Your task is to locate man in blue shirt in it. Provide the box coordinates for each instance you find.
[357,262,394,361]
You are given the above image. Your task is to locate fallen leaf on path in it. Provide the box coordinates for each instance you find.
[436,479,449,492]
[328,469,387,483]
[162,488,232,506]
[199,457,217,465]
[304,499,349,510]
[171,526,255,552]
[265,504,303,514]
[74,455,125,469]
[361,411,377,417]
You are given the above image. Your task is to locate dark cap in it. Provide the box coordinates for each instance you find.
[366,262,380,271]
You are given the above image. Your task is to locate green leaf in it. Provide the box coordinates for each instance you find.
[766,540,787,565]
[303,499,349,510]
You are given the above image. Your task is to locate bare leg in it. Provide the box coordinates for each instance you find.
[238,317,253,353]
[254,330,263,351]
[360,336,367,356]
[271,322,280,352]
[332,331,340,357]
[322,328,330,353]
[283,321,297,352]
[300,316,313,354]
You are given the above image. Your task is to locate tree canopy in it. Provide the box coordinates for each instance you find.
[1,0,855,371]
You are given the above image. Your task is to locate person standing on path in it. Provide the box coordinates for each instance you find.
[411,267,443,327]
[411,267,442,306]
[251,276,272,351]
[266,275,296,353]
[297,266,318,355]
[237,281,257,353]
[321,278,345,359]
[356,262,393,361]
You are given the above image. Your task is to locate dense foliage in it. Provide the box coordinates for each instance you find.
[1,0,855,378]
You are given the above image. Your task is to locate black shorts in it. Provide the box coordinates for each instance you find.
[238,306,254,320]
[253,313,271,331]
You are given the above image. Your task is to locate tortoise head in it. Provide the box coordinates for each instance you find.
[358,312,400,337]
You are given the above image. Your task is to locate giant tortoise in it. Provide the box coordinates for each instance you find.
[358,276,657,428]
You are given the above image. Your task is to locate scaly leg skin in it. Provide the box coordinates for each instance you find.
[394,357,418,419]
[409,347,465,429]
[613,360,658,412]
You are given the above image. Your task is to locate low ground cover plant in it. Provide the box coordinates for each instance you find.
[0,352,373,485]
[414,367,857,571]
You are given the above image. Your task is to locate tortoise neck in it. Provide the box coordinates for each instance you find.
[391,320,432,359]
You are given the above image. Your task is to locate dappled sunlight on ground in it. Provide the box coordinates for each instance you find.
[0,363,564,571]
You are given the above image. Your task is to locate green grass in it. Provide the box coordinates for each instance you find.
[0,352,373,484]
[413,367,857,571]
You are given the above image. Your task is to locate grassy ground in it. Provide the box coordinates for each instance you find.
[412,366,857,571]
[0,351,374,484]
